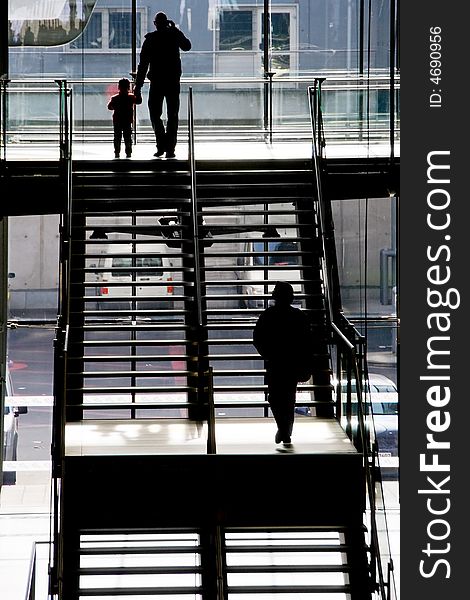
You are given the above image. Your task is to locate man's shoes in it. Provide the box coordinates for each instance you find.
[114,153,120,159]
[276,443,294,453]
[275,430,282,444]
[165,151,176,159]
[154,149,165,158]
[125,153,132,158]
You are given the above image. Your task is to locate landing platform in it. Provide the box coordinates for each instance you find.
[2,138,399,216]
[65,416,357,456]
[63,417,364,529]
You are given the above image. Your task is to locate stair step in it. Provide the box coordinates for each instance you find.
[226,584,351,594]
[197,182,312,193]
[226,564,352,573]
[79,565,202,575]
[198,195,314,205]
[71,355,190,362]
[200,266,317,272]
[78,586,201,596]
[77,323,189,331]
[82,250,189,257]
[82,238,191,246]
[212,384,333,392]
[82,370,190,377]
[204,321,320,330]
[80,544,202,556]
[200,208,315,217]
[80,295,189,302]
[73,183,191,192]
[79,313,186,321]
[224,543,354,553]
[69,385,194,393]
[79,340,188,347]
[197,236,319,244]
[79,310,188,317]
[74,401,193,409]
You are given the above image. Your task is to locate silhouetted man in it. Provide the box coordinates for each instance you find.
[134,12,191,159]
[253,282,313,452]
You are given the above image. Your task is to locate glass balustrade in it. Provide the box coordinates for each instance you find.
[1,74,399,152]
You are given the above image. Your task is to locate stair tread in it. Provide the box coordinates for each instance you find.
[79,545,204,554]
[69,386,194,393]
[79,565,202,575]
[79,586,201,596]
[225,564,352,572]
[226,584,352,593]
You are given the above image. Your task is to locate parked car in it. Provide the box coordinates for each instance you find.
[338,373,398,459]
[3,365,27,485]
[89,242,178,311]
[236,238,303,308]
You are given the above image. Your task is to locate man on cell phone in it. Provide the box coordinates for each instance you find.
[134,12,191,159]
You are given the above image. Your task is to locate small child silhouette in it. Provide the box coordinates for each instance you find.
[107,78,142,158]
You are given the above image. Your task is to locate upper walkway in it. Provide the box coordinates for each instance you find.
[65,417,356,457]
[3,138,399,163]
[1,138,400,218]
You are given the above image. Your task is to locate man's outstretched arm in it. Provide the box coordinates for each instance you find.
[135,40,151,90]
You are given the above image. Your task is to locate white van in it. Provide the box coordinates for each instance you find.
[3,365,27,485]
[91,243,177,310]
[237,238,303,308]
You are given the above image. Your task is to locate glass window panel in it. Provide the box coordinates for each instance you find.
[109,11,141,49]
[8,0,97,46]
[332,197,397,318]
[219,10,253,50]
[271,13,290,51]
[270,13,290,71]
[70,12,103,49]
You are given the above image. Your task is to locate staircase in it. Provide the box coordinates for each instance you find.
[77,529,203,597]
[56,156,373,600]
[224,526,369,598]
[66,157,334,420]
[72,526,369,598]
[197,158,333,416]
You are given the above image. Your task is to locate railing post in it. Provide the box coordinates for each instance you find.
[206,366,216,454]
[262,1,271,135]
[267,71,274,143]
[60,80,72,161]
[25,543,37,600]
[0,77,9,164]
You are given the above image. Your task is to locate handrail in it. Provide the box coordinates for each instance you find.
[308,80,391,598]
[24,540,51,600]
[188,86,202,329]
[3,72,400,86]
[206,367,216,455]
[308,80,333,327]
[50,79,73,598]
[0,76,8,162]
[187,86,211,425]
[0,78,399,159]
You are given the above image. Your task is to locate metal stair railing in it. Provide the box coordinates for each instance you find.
[186,85,211,423]
[54,88,213,430]
[0,76,8,164]
[308,79,396,599]
[49,79,73,598]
